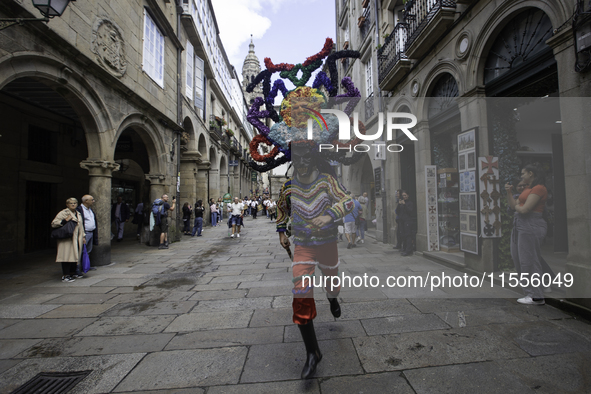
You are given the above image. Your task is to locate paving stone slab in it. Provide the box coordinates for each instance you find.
[91,278,152,287]
[208,380,320,394]
[501,302,573,321]
[44,293,117,304]
[192,297,273,313]
[0,359,19,374]
[209,274,263,284]
[33,277,109,287]
[105,301,198,316]
[403,361,535,394]
[192,283,241,291]
[246,286,291,298]
[116,389,203,394]
[240,267,288,275]
[320,372,415,394]
[165,326,284,350]
[188,290,248,301]
[249,308,334,327]
[0,304,63,319]
[38,304,117,318]
[164,310,253,332]
[361,313,450,336]
[339,299,421,320]
[0,293,61,304]
[239,279,291,289]
[75,315,175,336]
[240,339,363,383]
[123,266,170,275]
[20,334,175,357]
[496,352,591,394]
[27,286,117,294]
[353,326,529,372]
[113,347,247,391]
[0,318,96,339]
[0,339,42,358]
[200,270,244,277]
[0,353,145,394]
[483,321,591,356]
[284,320,367,342]
[548,318,591,342]
[272,295,294,308]
[0,319,20,331]
[107,291,194,304]
[407,298,514,313]
[435,307,529,328]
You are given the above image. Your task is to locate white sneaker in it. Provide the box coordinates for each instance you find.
[237,233,240,238]
[517,296,545,305]
[231,234,234,238]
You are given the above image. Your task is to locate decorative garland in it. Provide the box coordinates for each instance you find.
[249,134,280,163]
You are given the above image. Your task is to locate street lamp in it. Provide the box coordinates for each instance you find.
[0,0,75,30]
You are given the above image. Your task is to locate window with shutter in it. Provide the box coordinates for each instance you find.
[195,55,205,111]
[186,41,194,100]
[143,9,165,87]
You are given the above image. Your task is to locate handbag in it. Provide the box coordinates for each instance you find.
[81,244,91,273]
[51,220,77,239]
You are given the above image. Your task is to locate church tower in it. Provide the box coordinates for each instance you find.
[242,35,263,105]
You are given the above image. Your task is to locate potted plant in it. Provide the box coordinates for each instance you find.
[226,128,234,136]
[209,120,217,130]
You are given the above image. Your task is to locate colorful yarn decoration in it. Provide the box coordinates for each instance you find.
[245,38,364,173]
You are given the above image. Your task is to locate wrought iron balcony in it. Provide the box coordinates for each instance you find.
[378,23,411,90]
[221,134,231,150]
[404,0,456,58]
[230,137,239,153]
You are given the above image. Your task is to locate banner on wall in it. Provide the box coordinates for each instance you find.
[425,166,439,251]
[478,156,502,238]
[457,127,479,255]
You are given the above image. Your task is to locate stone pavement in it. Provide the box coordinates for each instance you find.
[1,216,591,393]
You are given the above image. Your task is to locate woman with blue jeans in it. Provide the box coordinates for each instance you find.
[191,200,205,236]
[210,200,218,227]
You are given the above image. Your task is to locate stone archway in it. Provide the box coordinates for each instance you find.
[0,55,113,262]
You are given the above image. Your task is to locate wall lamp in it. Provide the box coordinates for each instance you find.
[0,0,76,31]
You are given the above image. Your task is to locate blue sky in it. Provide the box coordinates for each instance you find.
[212,0,337,83]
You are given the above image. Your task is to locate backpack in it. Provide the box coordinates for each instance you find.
[152,199,164,225]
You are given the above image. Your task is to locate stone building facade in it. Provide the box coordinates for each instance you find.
[337,0,591,309]
[0,0,254,265]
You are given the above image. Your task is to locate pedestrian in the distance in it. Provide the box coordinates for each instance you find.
[210,199,219,227]
[191,200,205,236]
[182,202,192,235]
[250,199,258,219]
[154,194,175,249]
[111,196,130,242]
[229,196,245,238]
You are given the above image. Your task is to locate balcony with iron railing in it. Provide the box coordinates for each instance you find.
[378,23,411,90]
[359,4,372,44]
[403,0,457,58]
[230,137,239,153]
[209,115,223,141]
[221,134,231,150]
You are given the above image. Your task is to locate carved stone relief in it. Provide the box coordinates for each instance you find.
[91,17,127,77]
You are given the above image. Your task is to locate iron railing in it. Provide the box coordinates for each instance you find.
[378,23,408,84]
[404,0,456,47]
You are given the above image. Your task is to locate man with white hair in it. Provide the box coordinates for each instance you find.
[76,194,98,273]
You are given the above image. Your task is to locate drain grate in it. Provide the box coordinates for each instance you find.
[10,370,92,394]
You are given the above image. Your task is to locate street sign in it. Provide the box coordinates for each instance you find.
[229,160,239,166]
[251,172,258,181]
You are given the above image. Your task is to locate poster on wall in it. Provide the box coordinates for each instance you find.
[478,156,502,238]
[457,127,479,254]
[425,165,439,251]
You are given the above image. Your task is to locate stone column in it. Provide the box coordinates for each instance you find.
[80,159,120,266]
[180,150,202,204]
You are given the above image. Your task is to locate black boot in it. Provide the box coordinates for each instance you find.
[327,293,341,318]
[298,321,322,379]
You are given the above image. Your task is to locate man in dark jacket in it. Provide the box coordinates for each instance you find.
[111,196,130,242]
[395,191,416,256]
[77,194,99,272]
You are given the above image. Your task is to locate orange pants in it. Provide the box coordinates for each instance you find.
[291,242,340,325]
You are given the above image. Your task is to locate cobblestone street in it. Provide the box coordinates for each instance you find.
[1,216,590,393]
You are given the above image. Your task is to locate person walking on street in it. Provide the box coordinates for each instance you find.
[396,191,416,256]
[52,198,86,282]
[111,196,130,242]
[191,200,205,236]
[76,195,98,273]
[182,202,192,235]
[393,190,403,249]
[155,194,175,249]
[251,199,258,219]
[229,197,245,238]
[356,192,368,244]
[210,199,219,227]
[343,192,362,249]
[133,202,145,240]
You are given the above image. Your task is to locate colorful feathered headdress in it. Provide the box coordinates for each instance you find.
[246,38,367,172]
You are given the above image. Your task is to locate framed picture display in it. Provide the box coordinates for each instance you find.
[457,127,479,254]
[459,193,477,212]
[478,156,502,238]
[425,166,439,251]
[460,233,478,254]
[458,128,476,153]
